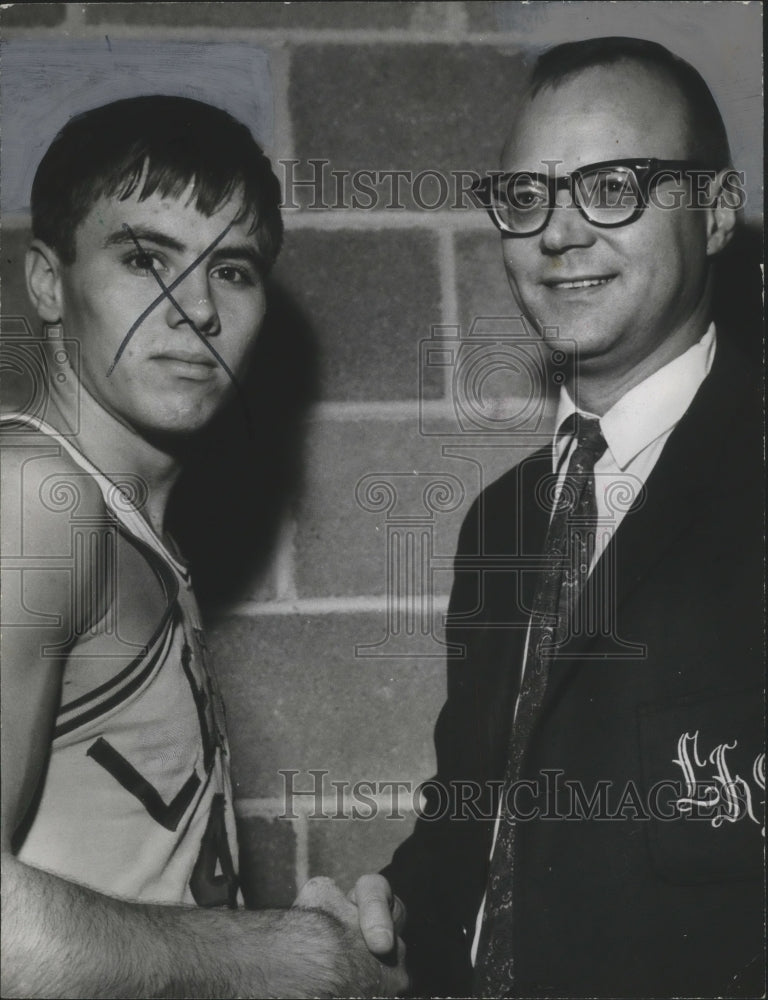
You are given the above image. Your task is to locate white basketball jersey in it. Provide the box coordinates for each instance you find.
[5,414,240,907]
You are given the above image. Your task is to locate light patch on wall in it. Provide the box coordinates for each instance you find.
[0,38,274,214]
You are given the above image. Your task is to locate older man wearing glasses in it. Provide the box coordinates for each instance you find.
[383,36,764,999]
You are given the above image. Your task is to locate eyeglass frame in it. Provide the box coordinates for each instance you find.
[471,158,716,236]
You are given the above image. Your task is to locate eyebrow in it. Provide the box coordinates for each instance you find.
[103,226,266,270]
[103,226,185,252]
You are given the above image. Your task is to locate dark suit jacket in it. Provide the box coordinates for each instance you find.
[385,337,765,998]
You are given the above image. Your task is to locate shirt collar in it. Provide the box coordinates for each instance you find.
[553,323,716,471]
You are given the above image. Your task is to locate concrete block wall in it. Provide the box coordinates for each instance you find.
[2,1,760,909]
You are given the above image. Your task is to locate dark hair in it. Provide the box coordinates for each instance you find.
[528,37,732,169]
[31,95,284,268]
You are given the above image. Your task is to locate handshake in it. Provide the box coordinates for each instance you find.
[290,873,408,998]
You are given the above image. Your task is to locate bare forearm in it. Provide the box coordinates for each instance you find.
[1,854,356,999]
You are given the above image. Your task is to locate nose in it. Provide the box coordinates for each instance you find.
[538,185,597,255]
[165,269,221,336]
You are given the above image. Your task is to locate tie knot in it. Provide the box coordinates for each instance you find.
[575,414,607,459]
[559,413,607,466]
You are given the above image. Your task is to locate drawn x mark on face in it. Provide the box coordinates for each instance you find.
[106,221,236,379]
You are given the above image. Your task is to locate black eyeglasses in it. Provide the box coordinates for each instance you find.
[471,159,713,236]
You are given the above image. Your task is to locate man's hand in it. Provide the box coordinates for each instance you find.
[348,873,405,956]
[294,876,408,997]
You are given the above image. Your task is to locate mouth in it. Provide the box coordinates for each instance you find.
[151,352,218,380]
[543,275,617,291]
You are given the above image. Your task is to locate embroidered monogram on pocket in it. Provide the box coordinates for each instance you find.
[638,688,764,884]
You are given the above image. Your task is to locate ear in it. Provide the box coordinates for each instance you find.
[25,240,64,323]
[704,169,738,258]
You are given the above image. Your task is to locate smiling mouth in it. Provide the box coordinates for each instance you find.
[544,276,616,290]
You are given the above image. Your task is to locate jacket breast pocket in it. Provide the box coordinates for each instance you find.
[637,688,764,884]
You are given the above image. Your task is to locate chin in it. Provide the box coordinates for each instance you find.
[135,407,217,440]
[539,318,616,352]
[137,420,213,460]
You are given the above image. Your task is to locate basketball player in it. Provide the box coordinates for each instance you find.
[1,95,405,998]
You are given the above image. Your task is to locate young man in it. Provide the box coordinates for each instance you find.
[385,38,764,997]
[1,96,406,998]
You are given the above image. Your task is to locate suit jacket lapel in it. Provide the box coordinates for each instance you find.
[542,338,752,676]
[470,449,552,776]
[603,338,749,617]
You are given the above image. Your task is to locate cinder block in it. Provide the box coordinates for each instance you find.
[289,44,529,208]
[294,416,519,598]
[409,2,453,32]
[84,1,413,28]
[307,811,418,888]
[237,813,297,908]
[454,229,512,328]
[464,1,508,32]
[271,229,442,401]
[1,227,35,330]
[209,612,447,799]
[0,3,66,27]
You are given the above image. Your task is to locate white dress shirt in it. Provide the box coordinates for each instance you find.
[470,323,716,963]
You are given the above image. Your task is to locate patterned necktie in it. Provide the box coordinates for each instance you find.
[474,414,608,997]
